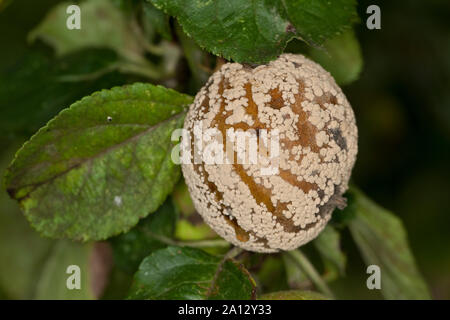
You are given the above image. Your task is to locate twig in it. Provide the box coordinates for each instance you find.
[285,249,335,299]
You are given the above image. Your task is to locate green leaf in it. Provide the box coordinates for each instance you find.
[346,186,431,300]
[0,48,136,137]
[5,83,193,241]
[150,0,357,63]
[29,0,144,64]
[260,290,329,300]
[313,225,346,281]
[151,0,291,63]
[110,198,177,273]
[309,30,363,85]
[128,246,256,299]
[282,0,358,46]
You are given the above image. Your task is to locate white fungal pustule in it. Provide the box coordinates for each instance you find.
[181,53,358,253]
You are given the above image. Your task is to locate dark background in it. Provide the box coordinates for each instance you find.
[345,0,450,299]
[1,0,449,299]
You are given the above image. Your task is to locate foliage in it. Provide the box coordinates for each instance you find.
[0,0,433,300]
[110,198,178,273]
[4,83,192,241]
[346,186,431,299]
[0,48,134,137]
[150,0,358,63]
[128,246,255,299]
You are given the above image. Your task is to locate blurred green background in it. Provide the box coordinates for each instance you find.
[0,0,449,299]
[342,0,450,299]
